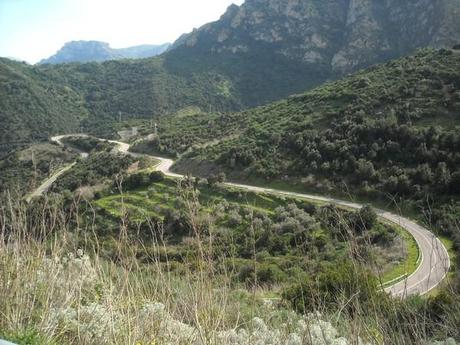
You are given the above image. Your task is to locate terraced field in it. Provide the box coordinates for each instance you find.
[95,177,415,286]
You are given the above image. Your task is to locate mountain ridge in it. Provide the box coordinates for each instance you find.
[39,40,171,65]
[171,0,460,74]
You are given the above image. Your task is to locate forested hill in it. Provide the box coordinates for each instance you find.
[0,57,242,152]
[0,58,89,151]
[141,49,460,203]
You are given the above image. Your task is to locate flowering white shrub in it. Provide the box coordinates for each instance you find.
[47,299,362,345]
[432,339,458,345]
[50,302,118,344]
[35,250,97,298]
[136,303,365,345]
[12,250,457,345]
[138,302,197,344]
[217,314,355,345]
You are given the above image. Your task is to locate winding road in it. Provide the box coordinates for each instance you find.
[31,134,450,297]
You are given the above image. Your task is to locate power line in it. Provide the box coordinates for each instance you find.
[0,141,33,146]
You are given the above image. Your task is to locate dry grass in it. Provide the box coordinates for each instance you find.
[0,188,458,345]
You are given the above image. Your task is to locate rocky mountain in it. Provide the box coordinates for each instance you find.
[39,41,170,64]
[172,0,460,75]
[159,0,460,108]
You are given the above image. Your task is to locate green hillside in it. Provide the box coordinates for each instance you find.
[2,0,459,151]
[134,49,460,204]
[0,58,88,150]
[0,56,243,150]
[42,57,242,121]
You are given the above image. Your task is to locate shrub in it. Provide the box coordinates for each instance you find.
[282,262,380,314]
[257,264,286,284]
[149,170,165,183]
[353,205,377,233]
[123,173,150,189]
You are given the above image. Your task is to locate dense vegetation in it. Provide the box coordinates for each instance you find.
[91,175,408,287]
[0,56,242,153]
[0,143,76,194]
[44,57,242,121]
[131,49,459,206]
[0,175,458,344]
[49,151,152,194]
[60,136,114,153]
[0,14,459,342]
[2,0,458,154]
[126,50,460,337]
[0,58,88,153]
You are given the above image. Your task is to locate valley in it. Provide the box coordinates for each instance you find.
[1,48,459,344]
[29,134,449,297]
[1,0,460,343]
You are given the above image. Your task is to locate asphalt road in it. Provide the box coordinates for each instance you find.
[35,135,450,297]
[25,162,76,202]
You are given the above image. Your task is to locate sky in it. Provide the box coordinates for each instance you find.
[0,0,244,64]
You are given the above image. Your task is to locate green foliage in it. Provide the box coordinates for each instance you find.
[149,171,165,183]
[145,50,460,208]
[0,143,76,194]
[93,177,403,288]
[61,136,113,153]
[0,56,242,152]
[164,42,327,109]
[51,152,137,192]
[0,328,53,345]
[0,58,88,152]
[123,172,151,190]
[353,205,378,233]
[282,261,381,314]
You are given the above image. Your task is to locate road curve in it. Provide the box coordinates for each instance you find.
[25,162,76,202]
[148,154,450,297]
[43,135,451,297]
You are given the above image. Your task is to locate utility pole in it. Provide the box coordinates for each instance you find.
[31,149,37,189]
[118,111,122,123]
[154,123,158,137]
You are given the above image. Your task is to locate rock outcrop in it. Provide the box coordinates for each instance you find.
[172,0,460,74]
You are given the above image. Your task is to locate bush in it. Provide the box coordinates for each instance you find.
[282,262,380,314]
[123,173,150,189]
[257,263,286,284]
[353,205,377,233]
[227,211,243,227]
[237,264,255,284]
[149,171,165,183]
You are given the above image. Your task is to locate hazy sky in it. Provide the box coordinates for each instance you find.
[0,0,244,64]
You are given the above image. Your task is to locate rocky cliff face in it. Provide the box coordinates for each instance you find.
[40,41,170,65]
[172,0,460,74]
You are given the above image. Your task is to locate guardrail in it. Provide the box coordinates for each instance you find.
[380,248,423,289]
[0,339,18,345]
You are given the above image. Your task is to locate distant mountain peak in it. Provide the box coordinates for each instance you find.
[39,40,171,65]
